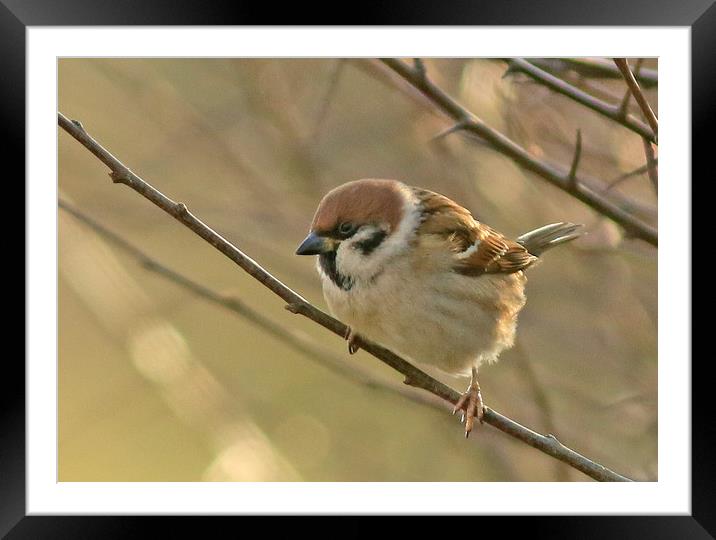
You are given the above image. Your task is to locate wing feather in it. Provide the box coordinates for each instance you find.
[414,188,537,276]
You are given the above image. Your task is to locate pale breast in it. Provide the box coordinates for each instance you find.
[321,251,527,376]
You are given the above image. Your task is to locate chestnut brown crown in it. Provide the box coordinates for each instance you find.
[310,179,406,236]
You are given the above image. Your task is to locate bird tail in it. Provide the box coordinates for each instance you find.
[517,222,583,256]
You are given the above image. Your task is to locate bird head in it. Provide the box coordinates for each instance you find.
[296,179,420,289]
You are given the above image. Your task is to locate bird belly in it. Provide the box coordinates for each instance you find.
[322,265,526,376]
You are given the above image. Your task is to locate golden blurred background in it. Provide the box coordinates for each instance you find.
[58,58,657,482]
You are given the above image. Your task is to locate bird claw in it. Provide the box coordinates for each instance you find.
[453,370,485,438]
[344,326,360,354]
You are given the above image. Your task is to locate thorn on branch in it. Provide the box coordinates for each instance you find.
[567,129,582,188]
[430,120,469,143]
[71,119,85,131]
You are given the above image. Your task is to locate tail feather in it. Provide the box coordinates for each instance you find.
[517,222,583,256]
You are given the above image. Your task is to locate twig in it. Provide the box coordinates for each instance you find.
[604,162,656,193]
[614,58,658,141]
[58,111,632,482]
[505,59,655,143]
[615,59,644,120]
[430,120,469,142]
[379,59,657,247]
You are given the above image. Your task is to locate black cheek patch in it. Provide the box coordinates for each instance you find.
[354,230,387,255]
[319,251,353,291]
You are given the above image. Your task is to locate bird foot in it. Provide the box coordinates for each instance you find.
[452,371,485,438]
[344,326,360,354]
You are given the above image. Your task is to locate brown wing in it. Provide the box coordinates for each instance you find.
[455,224,537,276]
[414,188,537,276]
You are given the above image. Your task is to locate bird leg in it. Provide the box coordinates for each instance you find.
[452,366,485,438]
[344,326,361,354]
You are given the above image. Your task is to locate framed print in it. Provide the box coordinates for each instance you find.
[9,0,706,536]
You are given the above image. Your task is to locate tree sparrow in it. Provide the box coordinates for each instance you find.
[296,179,582,436]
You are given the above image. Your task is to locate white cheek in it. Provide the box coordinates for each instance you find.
[335,231,380,283]
[335,197,422,285]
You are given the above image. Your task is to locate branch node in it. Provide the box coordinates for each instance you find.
[109,170,131,185]
[174,202,189,217]
[403,375,416,386]
[70,119,85,131]
[284,302,304,315]
[546,433,565,448]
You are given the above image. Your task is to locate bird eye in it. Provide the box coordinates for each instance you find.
[338,222,356,236]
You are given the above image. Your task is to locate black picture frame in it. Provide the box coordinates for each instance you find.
[7,1,704,536]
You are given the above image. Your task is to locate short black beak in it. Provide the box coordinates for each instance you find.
[295,232,331,256]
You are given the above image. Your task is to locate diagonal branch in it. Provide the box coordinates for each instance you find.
[504,59,656,143]
[614,58,659,140]
[59,111,632,482]
[379,59,657,247]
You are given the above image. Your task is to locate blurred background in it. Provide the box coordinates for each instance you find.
[58,58,657,482]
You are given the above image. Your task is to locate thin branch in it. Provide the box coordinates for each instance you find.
[361,59,655,223]
[615,59,644,119]
[311,59,345,141]
[505,59,655,143]
[614,58,658,141]
[527,58,658,88]
[379,58,657,247]
[604,161,656,193]
[58,111,632,482]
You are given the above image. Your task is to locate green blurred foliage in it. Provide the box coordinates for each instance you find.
[59,58,657,482]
